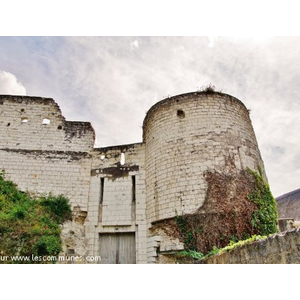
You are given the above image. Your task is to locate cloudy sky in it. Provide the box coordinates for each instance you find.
[0,36,299,197]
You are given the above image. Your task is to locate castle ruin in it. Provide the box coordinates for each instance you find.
[0,91,266,263]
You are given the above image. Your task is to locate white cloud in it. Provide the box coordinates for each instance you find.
[0,71,26,95]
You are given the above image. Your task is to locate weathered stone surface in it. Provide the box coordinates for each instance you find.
[199,228,300,264]
[59,221,88,264]
[72,206,87,225]
[143,92,265,226]
[279,218,295,232]
[0,95,95,151]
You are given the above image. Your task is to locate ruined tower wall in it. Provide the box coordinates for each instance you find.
[0,95,95,152]
[143,92,265,225]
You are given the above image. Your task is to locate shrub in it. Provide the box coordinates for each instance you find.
[33,235,62,257]
[40,194,72,223]
[0,171,72,264]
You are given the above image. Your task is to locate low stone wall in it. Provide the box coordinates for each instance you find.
[199,228,300,264]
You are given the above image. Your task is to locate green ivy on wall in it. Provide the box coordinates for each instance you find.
[247,167,278,235]
[174,167,278,260]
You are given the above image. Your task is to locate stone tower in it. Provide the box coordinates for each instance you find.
[143,91,266,261]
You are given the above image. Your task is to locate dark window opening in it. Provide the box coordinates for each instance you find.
[132,176,136,203]
[100,177,105,204]
[177,109,185,119]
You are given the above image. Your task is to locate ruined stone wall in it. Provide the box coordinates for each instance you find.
[0,149,92,210]
[0,95,95,230]
[0,95,95,152]
[0,95,96,261]
[200,228,300,264]
[0,94,148,263]
[143,92,265,226]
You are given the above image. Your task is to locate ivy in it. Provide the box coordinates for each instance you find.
[178,250,204,260]
[177,235,268,261]
[175,214,200,251]
[217,234,267,255]
[174,167,278,261]
[247,168,278,235]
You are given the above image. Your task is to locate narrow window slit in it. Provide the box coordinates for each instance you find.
[98,177,105,223]
[131,175,136,221]
[132,175,136,203]
[100,177,104,204]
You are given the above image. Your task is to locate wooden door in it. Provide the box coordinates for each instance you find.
[99,233,136,264]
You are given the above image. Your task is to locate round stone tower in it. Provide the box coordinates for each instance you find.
[143,91,266,256]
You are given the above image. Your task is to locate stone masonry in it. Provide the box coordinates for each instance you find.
[199,228,300,264]
[0,91,266,263]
